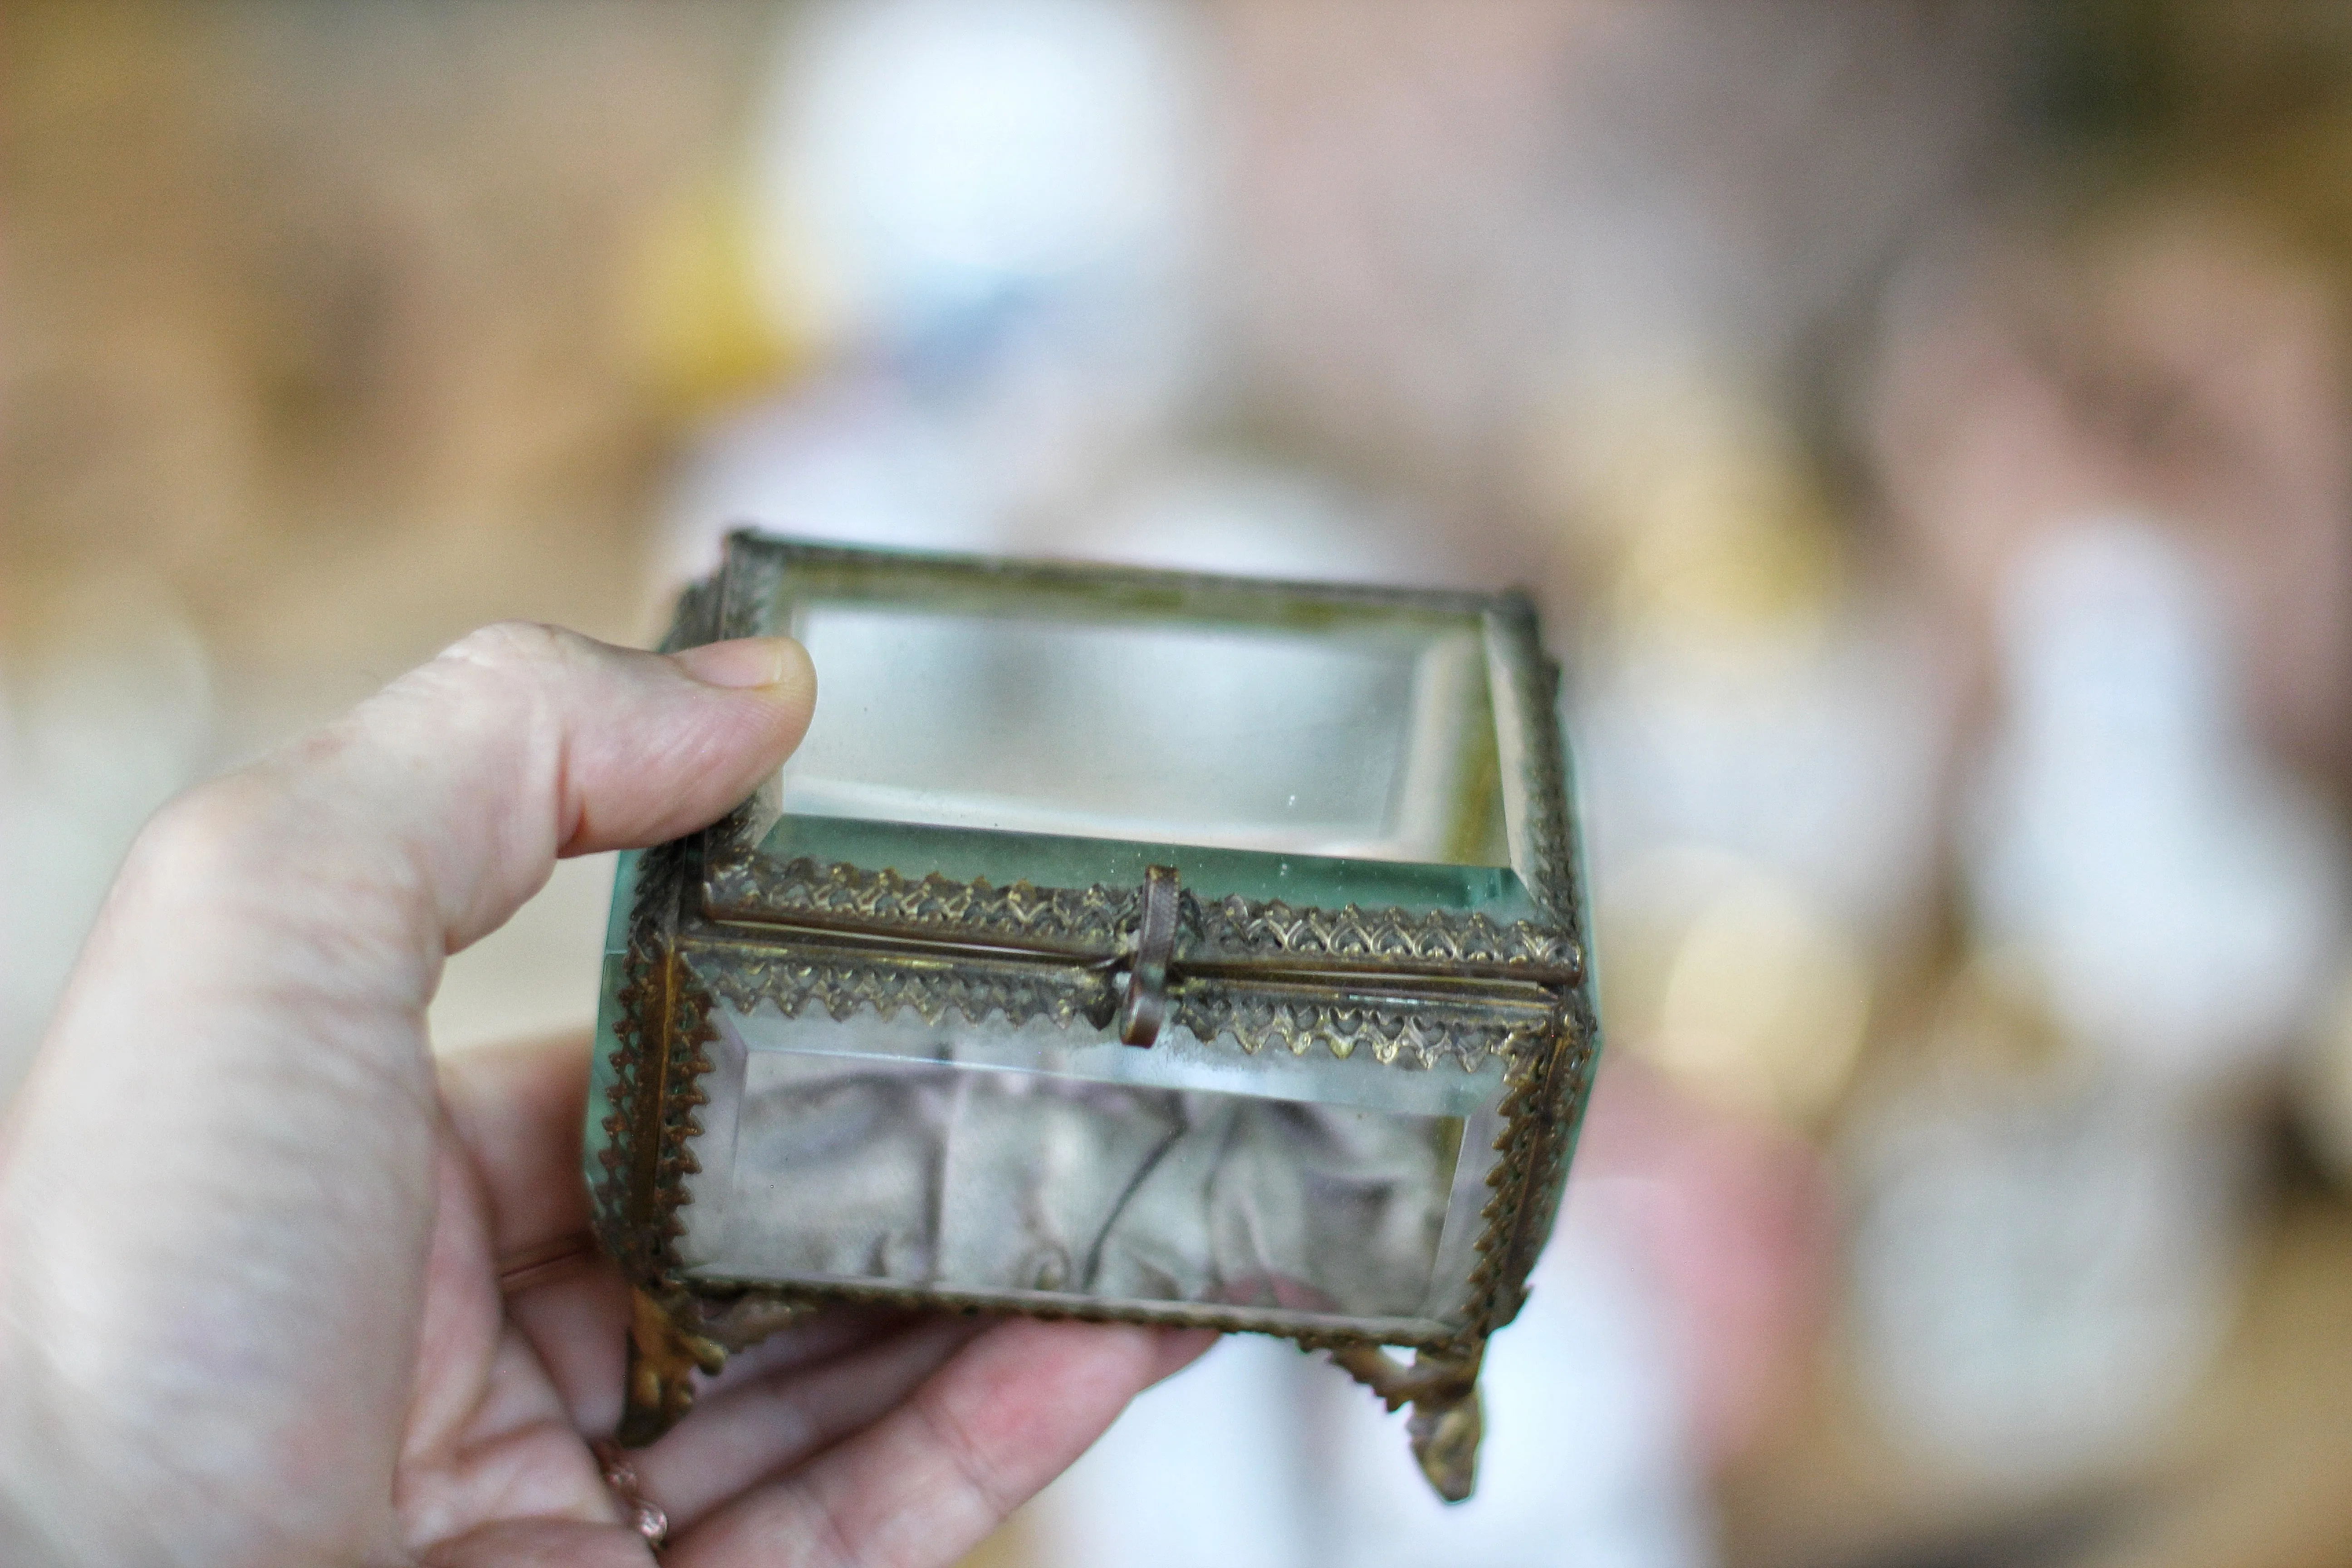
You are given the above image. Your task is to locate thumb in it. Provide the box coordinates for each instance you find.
[34,618,814,1112]
[286,620,816,955]
[62,620,813,1058]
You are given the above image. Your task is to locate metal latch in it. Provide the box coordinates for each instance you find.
[1117,864,1181,1047]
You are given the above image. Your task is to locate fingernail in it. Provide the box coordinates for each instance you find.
[674,637,798,689]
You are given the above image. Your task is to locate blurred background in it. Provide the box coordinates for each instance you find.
[10,3,2352,1564]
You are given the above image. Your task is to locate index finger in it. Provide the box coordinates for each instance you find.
[436,1029,597,1266]
[666,1318,1215,1568]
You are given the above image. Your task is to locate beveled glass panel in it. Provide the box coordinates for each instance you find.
[583,851,644,1186]
[676,993,1511,1333]
[753,812,1539,920]
[774,599,1509,869]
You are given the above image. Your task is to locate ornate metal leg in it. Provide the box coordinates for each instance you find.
[1330,1343,1485,1502]
[1406,1381,1483,1503]
[617,1287,729,1448]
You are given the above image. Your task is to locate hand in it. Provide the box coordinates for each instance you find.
[0,623,1212,1567]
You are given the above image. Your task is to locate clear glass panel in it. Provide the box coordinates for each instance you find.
[582,851,642,1187]
[778,601,1508,868]
[755,812,1538,919]
[677,990,1510,1333]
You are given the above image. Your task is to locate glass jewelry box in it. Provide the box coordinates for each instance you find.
[587,531,1601,1500]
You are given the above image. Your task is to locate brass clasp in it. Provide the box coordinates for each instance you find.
[1117,864,1181,1047]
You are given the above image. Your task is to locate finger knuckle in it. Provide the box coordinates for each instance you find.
[415,621,588,739]
[438,619,580,678]
[124,774,274,892]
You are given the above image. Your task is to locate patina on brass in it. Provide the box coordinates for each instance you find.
[587,532,1602,1503]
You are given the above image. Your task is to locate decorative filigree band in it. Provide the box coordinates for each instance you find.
[705,853,1579,975]
[707,854,1139,948]
[683,942,1546,1073]
[1192,892,1574,970]
[696,946,1115,1038]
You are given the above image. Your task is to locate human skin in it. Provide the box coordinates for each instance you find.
[0,623,1212,1567]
